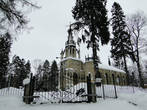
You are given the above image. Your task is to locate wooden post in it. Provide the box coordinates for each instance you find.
[23,73,35,104]
[29,74,35,103]
[23,83,31,104]
[87,74,97,103]
[87,74,92,103]
[91,82,97,102]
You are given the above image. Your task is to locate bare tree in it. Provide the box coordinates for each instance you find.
[31,59,43,75]
[127,11,147,88]
[0,0,39,35]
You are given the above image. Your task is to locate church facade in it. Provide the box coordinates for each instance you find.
[59,30,127,89]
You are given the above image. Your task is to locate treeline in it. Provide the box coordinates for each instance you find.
[0,53,59,91]
[35,60,58,91]
[71,0,147,88]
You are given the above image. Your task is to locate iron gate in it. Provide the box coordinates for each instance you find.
[31,72,88,104]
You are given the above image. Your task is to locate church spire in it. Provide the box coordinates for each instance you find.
[67,25,73,42]
[64,25,77,58]
[65,25,76,47]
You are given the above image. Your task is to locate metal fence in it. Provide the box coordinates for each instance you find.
[31,73,88,104]
[0,72,134,104]
[0,76,24,97]
[0,87,23,96]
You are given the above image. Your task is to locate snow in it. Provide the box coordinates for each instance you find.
[0,95,142,110]
[0,86,147,110]
[99,64,125,73]
[61,57,125,73]
[23,78,30,85]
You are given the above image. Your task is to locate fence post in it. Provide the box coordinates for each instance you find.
[102,83,105,99]
[91,82,97,102]
[29,74,35,103]
[87,74,97,103]
[87,74,92,103]
[23,73,35,104]
[23,83,30,104]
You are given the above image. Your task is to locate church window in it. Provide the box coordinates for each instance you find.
[70,48,72,54]
[116,75,120,85]
[73,73,78,85]
[73,48,74,54]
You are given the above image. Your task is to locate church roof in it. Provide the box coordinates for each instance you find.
[61,57,125,73]
[99,64,125,73]
[85,60,125,73]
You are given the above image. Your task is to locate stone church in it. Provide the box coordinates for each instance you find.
[59,29,127,89]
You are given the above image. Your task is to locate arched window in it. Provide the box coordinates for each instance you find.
[116,75,120,85]
[73,48,74,54]
[73,73,78,85]
[123,76,126,85]
[70,48,72,54]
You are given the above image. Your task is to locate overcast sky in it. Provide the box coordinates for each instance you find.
[11,0,147,65]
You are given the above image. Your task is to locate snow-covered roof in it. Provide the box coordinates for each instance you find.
[85,60,125,73]
[61,57,125,73]
[99,64,125,73]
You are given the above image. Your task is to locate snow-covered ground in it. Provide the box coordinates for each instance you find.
[0,86,147,110]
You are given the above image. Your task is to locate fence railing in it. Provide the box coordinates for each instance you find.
[0,73,138,104]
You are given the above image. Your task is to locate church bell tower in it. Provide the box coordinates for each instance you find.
[65,26,77,58]
[60,25,81,59]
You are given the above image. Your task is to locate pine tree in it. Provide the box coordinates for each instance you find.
[25,60,31,76]
[42,60,50,91]
[18,58,26,87]
[72,0,110,86]
[0,33,12,88]
[111,2,133,85]
[11,55,29,88]
[11,56,20,88]
[43,60,50,75]
[50,60,58,91]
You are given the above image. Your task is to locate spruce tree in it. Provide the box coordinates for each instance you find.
[72,0,110,86]
[0,33,12,88]
[50,60,58,91]
[11,55,28,88]
[25,60,31,76]
[43,60,50,75]
[42,60,50,91]
[11,55,20,88]
[111,2,133,85]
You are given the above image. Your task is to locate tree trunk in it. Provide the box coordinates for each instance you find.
[136,49,144,88]
[92,34,101,86]
[123,56,130,85]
